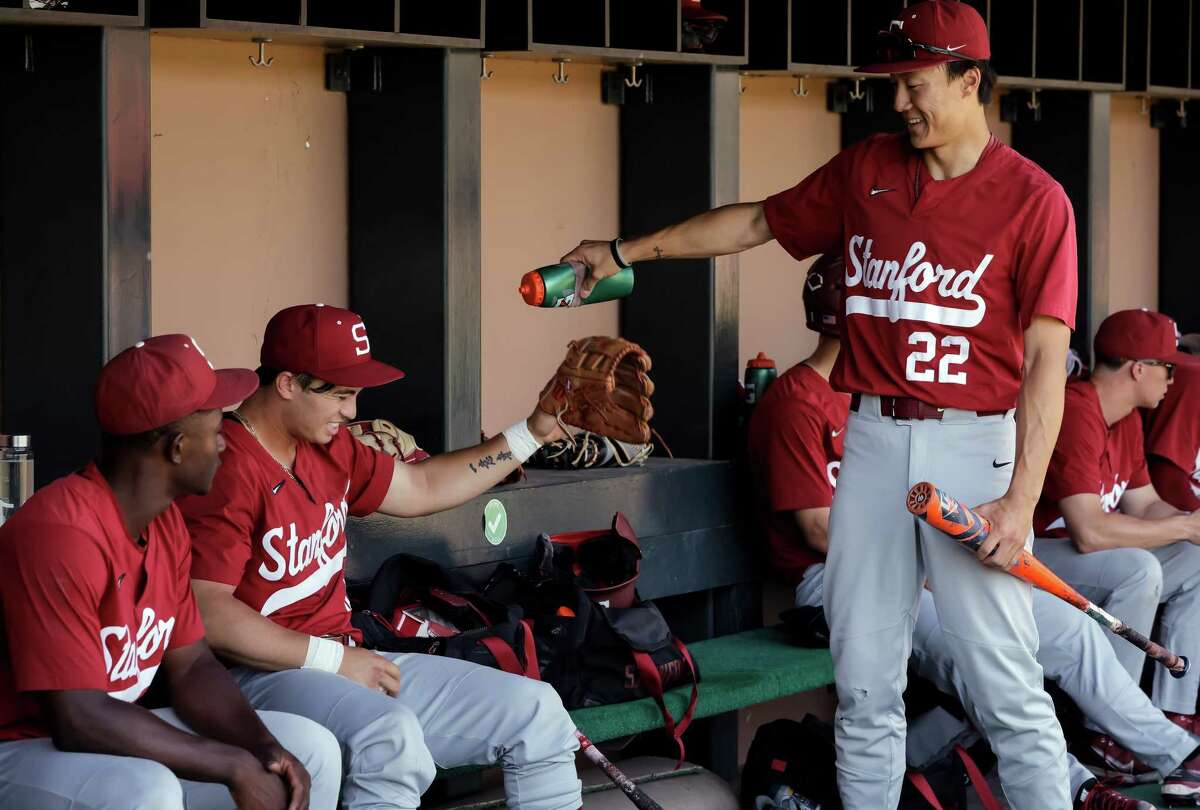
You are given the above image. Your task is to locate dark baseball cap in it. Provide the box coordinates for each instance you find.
[261,304,404,389]
[95,335,258,435]
[857,0,990,75]
[1094,309,1191,364]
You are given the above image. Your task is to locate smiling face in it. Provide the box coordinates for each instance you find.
[276,373,362,445]
[891,63,980,149]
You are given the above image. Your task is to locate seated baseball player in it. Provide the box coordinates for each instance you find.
[0,335,342,810]
[1034,310,1200,750]
[1143,355,1200,513]
[179,304,584,810]
[747,262,1198,809]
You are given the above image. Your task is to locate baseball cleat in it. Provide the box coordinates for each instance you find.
[1076,779,1157,809]
[1077,734,1158,785]
[1163,749,1200,805]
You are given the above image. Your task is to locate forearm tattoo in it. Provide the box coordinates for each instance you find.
[469,454,497,474]
[497,450,514,463]
[653,245,664,260]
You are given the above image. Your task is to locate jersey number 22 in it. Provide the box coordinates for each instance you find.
[906,332,969,385]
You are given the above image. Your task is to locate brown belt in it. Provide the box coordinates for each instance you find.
[850,394,1008,421]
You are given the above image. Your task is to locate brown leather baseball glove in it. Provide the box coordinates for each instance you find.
[348,419,431,464]
[537,336,654,445]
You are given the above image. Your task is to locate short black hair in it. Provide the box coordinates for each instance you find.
[100,420,183,461]
[1093,354,1128,372]
[255,366,336,394]
[946,59,997,105]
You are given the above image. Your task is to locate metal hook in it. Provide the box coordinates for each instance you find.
[1026,88,1040,111]
[792,75,809,98]
[552,59,570,85]
[624,63,643,89]
[738,75,747,95]
[1139,95,1150,115]
[249,37,274,68]
[480,54,493,80]
[1179,98,1189,120]
[849,79,865,101]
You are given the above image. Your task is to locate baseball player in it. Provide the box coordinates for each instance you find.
[1034,311,1200,738]
[0,335,342,810]
[564,2,1075,805]
[749,264,1197,808]
[178,304,582,810]
[1143,356,1200,513]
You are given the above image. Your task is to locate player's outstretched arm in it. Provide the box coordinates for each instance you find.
[974,315,1071,569]
[376,408,566,518]
[560,201,773,298]
[166,638,312,810]
[1061,490,1200,553]
[39,684,290,809]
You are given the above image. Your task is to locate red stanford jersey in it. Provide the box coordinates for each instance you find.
[746,363,851,586]
[180,419,394,641]
[764,133,1077,411]
[1035,380,1150,538]
[0,464,205,740]
[1144,358,1200,512]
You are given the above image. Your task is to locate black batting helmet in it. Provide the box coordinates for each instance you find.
[803,254,844,337]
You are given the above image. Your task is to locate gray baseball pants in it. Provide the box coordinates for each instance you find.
[1035,538,1200,716]
[0,708,342,809]
[823,396,1070,809]
[231,651,582,810]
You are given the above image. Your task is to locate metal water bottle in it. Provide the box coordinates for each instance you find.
[519,261,635,308]
[0,435,33,525]
[744,353,778,405]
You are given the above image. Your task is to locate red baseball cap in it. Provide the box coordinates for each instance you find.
[857,0,990,75]
[95,335,258,435]
[1094,309,1191,364]
[260,304,404,388]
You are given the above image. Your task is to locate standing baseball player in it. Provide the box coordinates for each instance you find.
[1034,311,1200,741]
[1143,355,1200,513]
[749,259,1193,809]
[0,334,342,810]
[179,304,583,810]
[563,3,1076,804]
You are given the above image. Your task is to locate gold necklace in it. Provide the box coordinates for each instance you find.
[230,410,298,483]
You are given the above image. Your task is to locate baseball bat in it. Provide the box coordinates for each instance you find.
[576,731,664,810]
[906,482,1190,679]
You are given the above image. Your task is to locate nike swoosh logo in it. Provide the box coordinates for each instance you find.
[831,427,845,438]
[946,44,967,52]
[271,480,286,494]
[992,460,1012,468]
[869,187,894,196]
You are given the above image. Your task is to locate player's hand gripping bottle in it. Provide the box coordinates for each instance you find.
[519,261,635,308]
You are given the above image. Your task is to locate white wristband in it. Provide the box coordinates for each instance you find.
[303,635,345,674]
[502,419,543,464]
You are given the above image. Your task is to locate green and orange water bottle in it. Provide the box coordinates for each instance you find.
[519,261,635,308]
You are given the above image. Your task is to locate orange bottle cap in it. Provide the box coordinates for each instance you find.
[519,270,546,306]
[556,606,576,618]
[748,351,776,369]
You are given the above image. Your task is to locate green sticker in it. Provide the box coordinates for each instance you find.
[483,498,508,546]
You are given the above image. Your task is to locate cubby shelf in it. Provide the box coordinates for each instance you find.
[0,0,143,27]
[747,0,1127,93]
[1126,0,1200,100]
[484,0,748,67]
[147,0,483,49]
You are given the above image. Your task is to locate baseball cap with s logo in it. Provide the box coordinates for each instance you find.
[260,303,405,388]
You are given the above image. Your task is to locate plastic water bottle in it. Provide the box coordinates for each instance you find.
[0,435,33,526]
[754,785,822,810]
[744,352,778,405]
[519,261,635,308]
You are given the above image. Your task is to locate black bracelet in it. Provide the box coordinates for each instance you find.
[609,238,632,270]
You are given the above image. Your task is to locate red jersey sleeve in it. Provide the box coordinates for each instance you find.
[179,463,257,586]
[162,508,205,649]
[762,145,856,263]
[1013,185,1078,331]
[761,408,836,513]
[329,430,396,516]
[0,528,110,692]
[1043,407,1106,503]
[1150,456,1200,512]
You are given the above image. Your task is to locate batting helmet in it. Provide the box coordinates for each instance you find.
[803,254,844,337]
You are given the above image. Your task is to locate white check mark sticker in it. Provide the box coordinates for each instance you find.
[487,512,504,533]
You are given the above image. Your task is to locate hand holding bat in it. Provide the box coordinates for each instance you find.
[907,482,1189,679]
